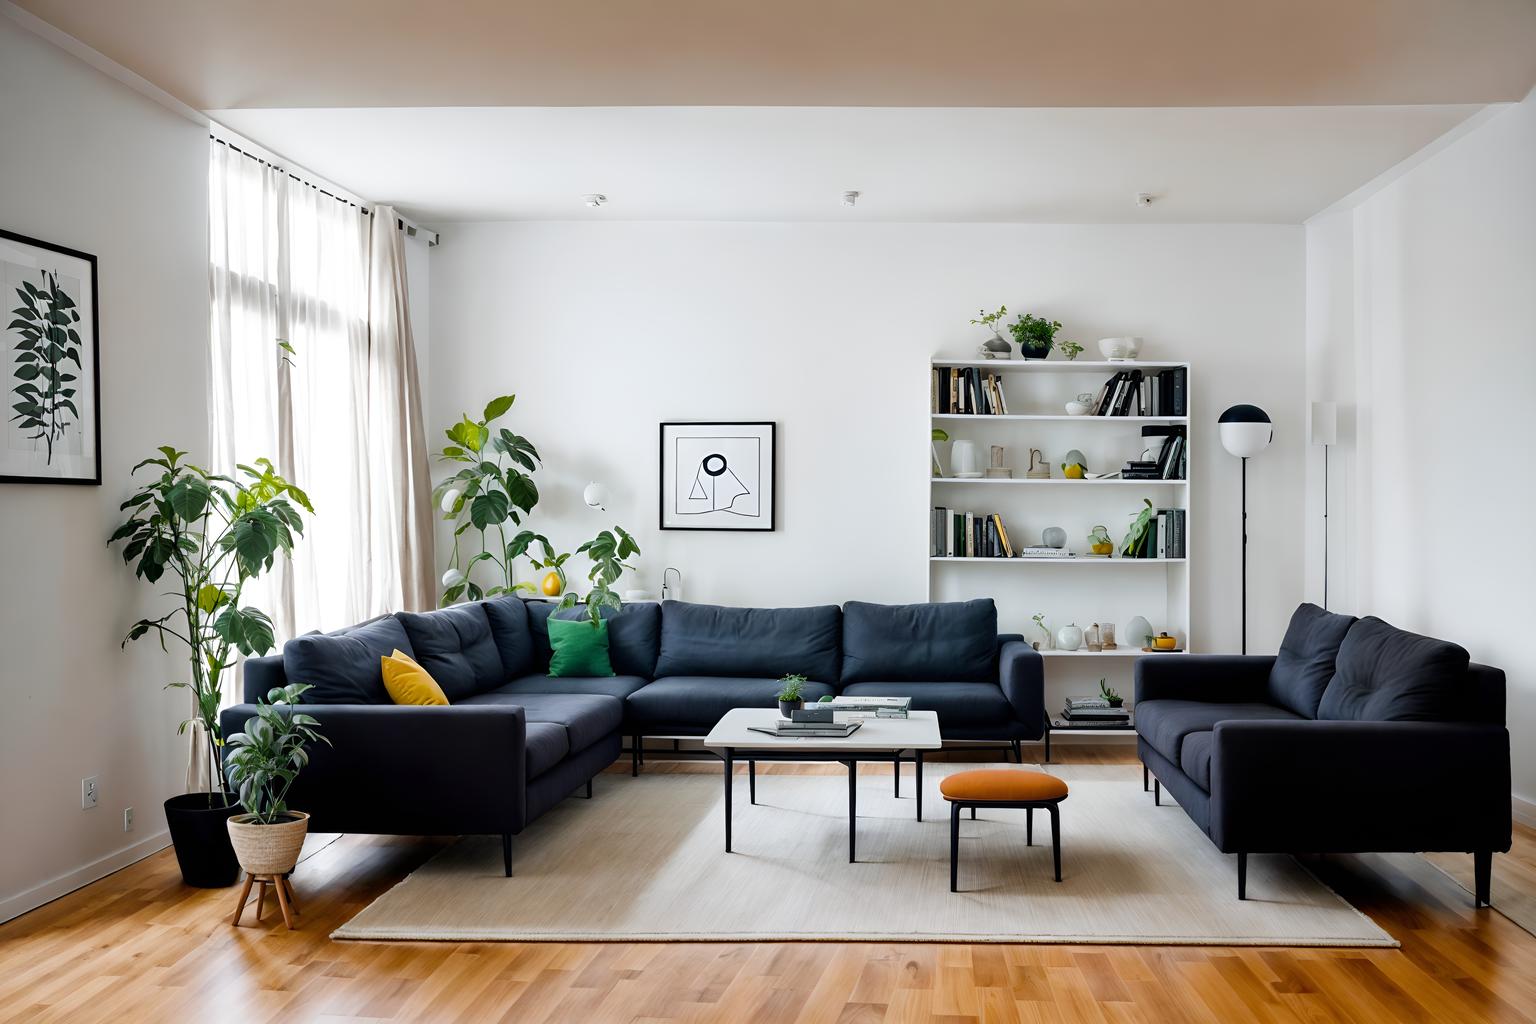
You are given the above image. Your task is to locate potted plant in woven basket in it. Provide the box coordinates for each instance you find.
[225,683,329,881]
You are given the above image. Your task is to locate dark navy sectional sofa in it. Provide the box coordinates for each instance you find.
[223,597,1044,874]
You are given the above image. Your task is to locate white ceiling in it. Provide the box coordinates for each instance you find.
[15,0,1536,108]
[210,104,1484,224]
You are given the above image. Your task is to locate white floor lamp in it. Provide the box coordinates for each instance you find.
[1309,402,1337,609]
[1219,404,1273,654]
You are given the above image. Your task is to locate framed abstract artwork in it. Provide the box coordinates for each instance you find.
[659,421,775,531]
[1,228,101,485]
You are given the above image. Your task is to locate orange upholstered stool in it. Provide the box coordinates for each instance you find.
[940,769,1069,892]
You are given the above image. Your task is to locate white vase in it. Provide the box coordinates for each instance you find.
[1126,615,1154,648]
[1056,623,1084,652]
[950,440,982,478]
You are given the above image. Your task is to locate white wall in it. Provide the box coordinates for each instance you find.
[1306,93,1536,808]
[0,17,208,920]
[429,221,1306,695]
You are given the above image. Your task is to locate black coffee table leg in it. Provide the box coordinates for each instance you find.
[749,759,756,804]
[848,759,857,862]
[723,747,733,852]
[915,749,924,821]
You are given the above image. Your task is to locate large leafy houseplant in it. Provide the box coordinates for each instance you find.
[8,269,83,465]
[433,394,541,603]
[109,448,312,798]
[557,525,641,625]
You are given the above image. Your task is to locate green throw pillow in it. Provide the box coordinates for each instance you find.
[547,617,616,678]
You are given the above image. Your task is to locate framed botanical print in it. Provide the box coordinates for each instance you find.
[659,421,775,531]
[1,228,100,485]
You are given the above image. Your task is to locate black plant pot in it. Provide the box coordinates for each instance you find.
[164,793,242,888]
[1019,339,1051,360]
[779,699,804,718]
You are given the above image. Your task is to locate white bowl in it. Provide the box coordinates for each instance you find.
[1098,336,1144,360]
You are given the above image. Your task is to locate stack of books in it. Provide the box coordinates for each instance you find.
[1121,425,1187,480]
[1062,696,1130,724]
[1015,545,1075,559]
[1086,367,1188,417]
[824,696,911,719]
[748,719,864,738]
[1125,508,1187,559]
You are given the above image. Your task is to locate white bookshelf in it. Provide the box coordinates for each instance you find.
[928,356,1193,721]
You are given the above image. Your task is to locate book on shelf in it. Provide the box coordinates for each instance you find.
[1061,706,1130,720]
[1081,366,1187,417]
[1065,696,1114,710]
[931,507,1019,558]
[1126,507,1186,559]
[1015,545,1075,558]
[931,366,1009,415]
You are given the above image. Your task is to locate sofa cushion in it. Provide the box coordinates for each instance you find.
[837,681,1013,728]
[482,596,534,678]
[1317,616,1469,722]
[1179,731,1213,791]
[548,617,615,677]
[500,673,651,701]
[380,650,449,706]
[653,602,841,682]
[524,722,570,779]
[1135,699,1304,766]
[1266,603,1357,717]
[840,600,997,685]
[459,691,624,753]
[282,614,412,705]
[396,604,505,703]
[627,675,837,731]
[527,601,662,678]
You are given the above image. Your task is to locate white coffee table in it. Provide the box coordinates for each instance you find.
[703,708,943,862]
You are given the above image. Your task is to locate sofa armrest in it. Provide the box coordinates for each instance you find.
[1209,719,1512,854]
[1134,654,1274,705]
[998,640,1046,735]
[219,703,528,836]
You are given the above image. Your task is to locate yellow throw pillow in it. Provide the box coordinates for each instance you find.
[380,649,449,706]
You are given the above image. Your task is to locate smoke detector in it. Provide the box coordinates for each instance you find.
[1135,192,1155,208]
[583,194,608,208]
[841,190,860,208]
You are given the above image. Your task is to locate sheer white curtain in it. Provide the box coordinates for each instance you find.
[208,139,432,649]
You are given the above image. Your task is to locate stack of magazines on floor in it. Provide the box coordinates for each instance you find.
[1062,695,1130,724]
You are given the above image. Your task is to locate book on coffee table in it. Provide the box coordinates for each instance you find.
[747,720,864,738]
[822,696,912,718]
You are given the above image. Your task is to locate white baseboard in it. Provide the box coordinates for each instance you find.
[1514,794,1536,830]
[0,830,170,925]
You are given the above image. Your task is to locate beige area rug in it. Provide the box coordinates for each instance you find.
[334,763,1394,946]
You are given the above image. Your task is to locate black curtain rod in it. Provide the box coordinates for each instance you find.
[211,135,370,215]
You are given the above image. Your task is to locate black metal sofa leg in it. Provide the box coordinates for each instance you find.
[631,734,640,776]
[503,834,514,877]
[1153,778,1160,806]
[1237,852,1247,900]
[1475,850,1492,907]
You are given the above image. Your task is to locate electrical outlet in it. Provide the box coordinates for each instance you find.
[81,776,98,809]
[123,807,134,832]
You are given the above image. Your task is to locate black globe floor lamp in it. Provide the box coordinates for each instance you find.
[1219,404,1273,654]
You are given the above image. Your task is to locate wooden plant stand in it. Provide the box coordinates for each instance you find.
[230,872,299,929]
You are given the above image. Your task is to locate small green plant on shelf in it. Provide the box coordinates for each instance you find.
[1122,498,1156,558]
[1056,338,1084,360]
[1008,312,1063,359]
[1099,678,1124,708]
[969,306,1007,333]
[776,674,807,702]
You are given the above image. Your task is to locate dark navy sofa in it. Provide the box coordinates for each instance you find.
[223,597,1044,875]
[1135,603,1511,903]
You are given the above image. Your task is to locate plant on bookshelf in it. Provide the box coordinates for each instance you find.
[1007,312,1062,359]
[1122,498,1156,557]
[969,306,1012,359]
[1056,338,1084,360]
[1098,678,1124,708]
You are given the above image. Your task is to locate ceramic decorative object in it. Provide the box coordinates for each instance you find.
[983,444,1012,478]
[1126,615,1153,647]
[1152,632,1179,650]
[1026,448,1050,479]
[1056,623,1084,652]
[540,569,565,597]
[1098,336,1144,360]
[1084,623,1102,652]
[950,440,982,478]
[979,332,1012,359]
[1041,526,1067,549]
[1087,524,1114,555]
[1065,392,1094,415]
[1061,449,1087,479]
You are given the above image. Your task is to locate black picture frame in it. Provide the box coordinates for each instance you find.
[0,227,102,486]
[659,421,776,531]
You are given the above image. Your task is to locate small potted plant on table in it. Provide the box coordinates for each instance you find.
[1098,678,1124,709]
[224,683,328,929]
[776,674,808,717]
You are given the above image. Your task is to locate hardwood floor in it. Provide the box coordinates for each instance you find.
[2,745,1534,1024]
